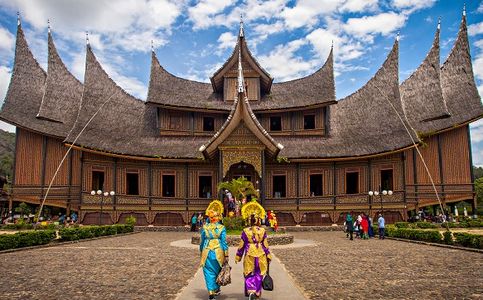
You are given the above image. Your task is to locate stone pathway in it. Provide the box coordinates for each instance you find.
[173,242,308,300]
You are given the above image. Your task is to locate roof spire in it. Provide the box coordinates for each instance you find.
[331,40,334,49]
[47,19,51,33]
[85,31,89,45]
[237,45,244,93]
[396,31,400,42]
[437,16,441,30]
[17,12,20,26]
[463,3,466,17]
[239,13,244,38]
[151,40,154,52]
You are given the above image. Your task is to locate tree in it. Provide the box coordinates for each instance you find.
[475,177,483,215]
[15,202,31,219]
[473,166,483,180]
[217,176,258,202]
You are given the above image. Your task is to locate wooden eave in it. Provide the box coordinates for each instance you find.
[210,37,272,94]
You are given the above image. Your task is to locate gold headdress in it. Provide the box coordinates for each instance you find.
[241,200,266,220]
[205,200,224,219]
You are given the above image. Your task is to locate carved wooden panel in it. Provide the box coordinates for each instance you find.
[15,129,43,185]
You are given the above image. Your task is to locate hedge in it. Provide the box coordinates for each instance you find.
[386,227,442,243]
[453,233,483,249]
[59,224,133,241]
[0,230,56,251]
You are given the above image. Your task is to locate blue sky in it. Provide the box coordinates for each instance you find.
[0,0,482,165]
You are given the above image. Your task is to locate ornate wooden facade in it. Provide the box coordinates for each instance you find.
[1,15,482,225]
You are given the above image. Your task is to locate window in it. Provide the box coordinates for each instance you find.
[381,169,394,191]
[273,175,286,198]
[270,116,282,131]
[126,173,139,195]
[92,171,104,191]
[203,117,215,132]
[304,114,315,130]
[162,175,175,197]
[310,174,323,196]
[346,172,359,194]
[199,176,212,198]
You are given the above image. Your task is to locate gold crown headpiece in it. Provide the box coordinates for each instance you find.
[241,200,266,220]
[205,200,224,218]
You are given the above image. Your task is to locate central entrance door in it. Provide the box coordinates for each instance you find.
[225,162,259,187]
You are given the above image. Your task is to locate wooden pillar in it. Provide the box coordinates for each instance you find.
[67,149,73,215]
[368,159,372,210]
[332,162,337,206]
[185,163,189,211]
[78,151,84,219]
[190,112,195,136]
[296,162,300,210]
[291,112,295,135]
[401,152,407,220]
[113,158,117,207]
[412,148,418,203]
[261,152,266,206]
[148,161,152,209]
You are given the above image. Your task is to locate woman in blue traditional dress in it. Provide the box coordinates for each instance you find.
[236,214,272,300]
[200,206,228,300]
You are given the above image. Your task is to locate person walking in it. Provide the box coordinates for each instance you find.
[236,213,271,300]
[191,213,198,232]
[346,212,354,240]
[200,202,228,300]
[368,216,374,238]
[361,214,369,239]
[378,214,385,239]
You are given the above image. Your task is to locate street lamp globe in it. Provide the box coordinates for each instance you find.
[103,191,109,197]
[90,190,96,195]
[368,191,374,196]
[110,191,115,196]
[374,191,379,196]
[97,190,102,195]
[382,190,388,195]
[388,190,393,195]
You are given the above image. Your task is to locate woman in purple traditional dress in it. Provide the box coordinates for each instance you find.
[235,214,271,300]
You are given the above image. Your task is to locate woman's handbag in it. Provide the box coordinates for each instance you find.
[216,261,231,286]
[262,264,274,291]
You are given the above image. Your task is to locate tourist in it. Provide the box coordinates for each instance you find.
[59,213,65,225]
[361,214,369,239]
[70,211,78,223]
[378,214,385,239]
[200,209,228,300]
[236,214,272,300]
[191,213,198,232]
[346,212,354,240]
[198,213,203,227]
[368,216,374,238]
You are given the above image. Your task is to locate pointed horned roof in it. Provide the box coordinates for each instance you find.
[420,13,483,133]
[200,49,282,158]
[36,30,83,126]
[0,21,74,138]
[400,23,450,132]
[276,39,419,158]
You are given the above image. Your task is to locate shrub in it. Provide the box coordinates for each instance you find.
[125,216,136,226]
[386,227,442,243]
[222,217,244,231]
[414,222,438,229]
[453,233,483,249]
[442,231,453,245]
[0,230,55,251]
[59,224,134,241]
[394,222,410,228]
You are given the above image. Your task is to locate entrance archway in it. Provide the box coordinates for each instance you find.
[224,162,260,186]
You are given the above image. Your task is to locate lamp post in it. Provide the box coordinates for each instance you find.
[91,190,115,225]
[368,189,393,214]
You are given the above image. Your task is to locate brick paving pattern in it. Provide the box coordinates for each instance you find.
[273,232,483,300]
[0,232,198,299]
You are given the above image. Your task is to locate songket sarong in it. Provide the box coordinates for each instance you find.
[235,226,272,296]
[200,222,228,296]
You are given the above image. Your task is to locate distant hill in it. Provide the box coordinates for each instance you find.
[0,129,15,179]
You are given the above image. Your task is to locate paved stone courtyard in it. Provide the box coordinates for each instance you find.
[0,231,481,299]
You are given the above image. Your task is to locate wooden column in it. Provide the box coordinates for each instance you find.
[368,159,372,208]
[190,112,195,136]
[401,152,407,220]
[437,134,445,202]
[332,162,337,206]
[79,152,84,207]
[67,148,73,215]
[261,152,266,205]
[185,163,189,210]
[148,161,152,209]
[113,158,117,207]
[412,148,418,203]
[11,128,18,186]
[296,162,300,210]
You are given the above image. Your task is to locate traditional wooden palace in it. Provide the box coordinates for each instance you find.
[1,14,482,225]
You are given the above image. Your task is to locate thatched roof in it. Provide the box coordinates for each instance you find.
[146,34,336,112]
[277,40,419,158]
[420,15,483,133]
[0,23,74,138]
[36,31,83,126]
[400,25,450,132]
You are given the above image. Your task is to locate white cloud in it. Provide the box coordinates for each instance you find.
[0,27,15,54]
[217,31,237,53]
[343,12,407,42]
[0,121,15,133]
[468,22,483,37]
[281,0,340,29]
[187,0,236,30]
[0,65,11,104]
[340,0,378,13]
[391,0,436,13]
[479,3,483,13]
[471,119,483,143]
[258,39,318,81]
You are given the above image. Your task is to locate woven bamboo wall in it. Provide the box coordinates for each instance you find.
[440,126,470,184]
[44,137,69,185]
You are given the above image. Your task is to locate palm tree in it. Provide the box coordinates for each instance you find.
[217,176,258,203]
